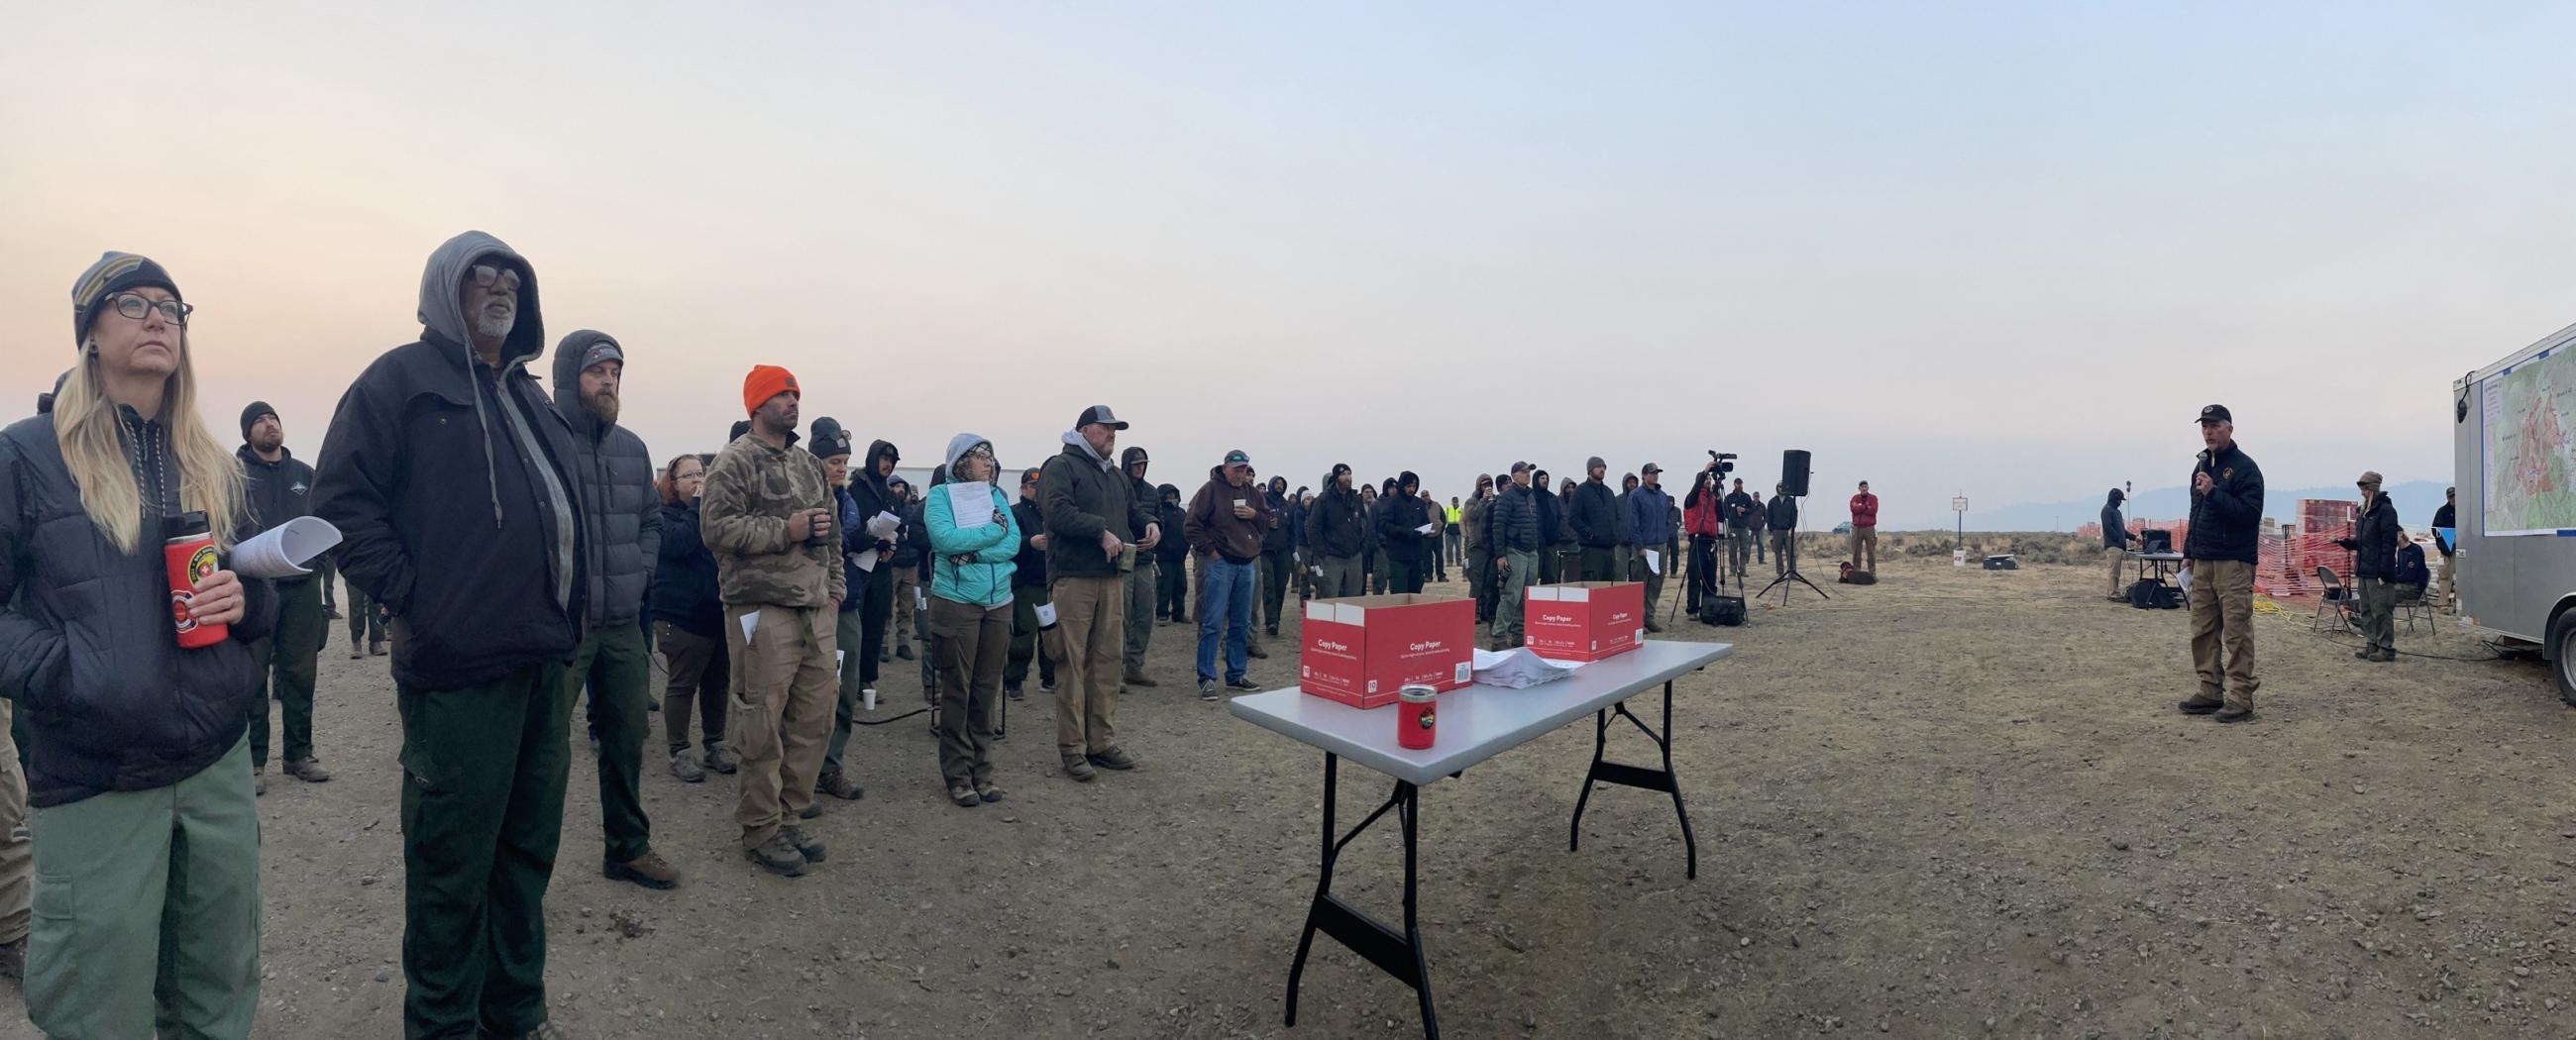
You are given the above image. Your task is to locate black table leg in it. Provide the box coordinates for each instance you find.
[1283,752,1441,1039]
[1568,678,1698,880]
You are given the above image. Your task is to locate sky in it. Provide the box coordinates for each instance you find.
[7,3,2573,530]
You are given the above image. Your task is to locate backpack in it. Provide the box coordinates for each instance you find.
[1699,594,1746,626]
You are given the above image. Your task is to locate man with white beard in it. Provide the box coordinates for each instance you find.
[316,231,590,1037]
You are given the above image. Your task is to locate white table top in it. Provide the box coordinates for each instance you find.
[1227,640,1734,786]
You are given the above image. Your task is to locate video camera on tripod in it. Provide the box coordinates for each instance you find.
[1705,451,1737,477]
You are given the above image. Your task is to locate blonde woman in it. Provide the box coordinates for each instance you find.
[0,253,270,1035]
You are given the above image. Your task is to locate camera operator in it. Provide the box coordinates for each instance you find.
[1683,461,1726,611]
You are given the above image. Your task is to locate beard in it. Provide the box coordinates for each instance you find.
[474,305,515,343]
[587,388,619,424]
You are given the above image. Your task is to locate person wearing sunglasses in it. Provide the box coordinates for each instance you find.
[1,252,273,1035]
[314,232,589,1037]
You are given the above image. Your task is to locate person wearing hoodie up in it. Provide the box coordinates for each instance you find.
[846,438,904,700]
[1531,468,1562,584]
[315,232,587,1036]
[547,331,677,892]
[1116,446,1163,689]
[1304,465,1367,597]
[809,418,869,804]
[925,435,1019,806]
[2100,487,2137,601]
[1038,406,1159,781]
[1154,483,1190,623]
[238,401,332,793]
[702,366,844,876]
[1376,471,1436,594]
[1259,475,1295,636]
[1005,467,1057,700]
[1185,451,1274,699]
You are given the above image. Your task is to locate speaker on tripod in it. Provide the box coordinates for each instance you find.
[1759,449,1827,603]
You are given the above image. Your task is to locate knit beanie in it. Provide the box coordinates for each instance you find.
[808,417,852,460]
[240,401,277,441]
[70,252,181,348]
[742,364,799,416]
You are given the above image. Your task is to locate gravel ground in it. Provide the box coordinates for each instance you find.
[6,547,2572,1039]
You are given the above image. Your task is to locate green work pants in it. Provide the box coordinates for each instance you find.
[1491,549,1537,646]
[1122,561,1157,673]
[249,574,325,767]
[570,622,654,862]
[397,662,574,1037]
[28,737,259,1039]
[825,607,867,776]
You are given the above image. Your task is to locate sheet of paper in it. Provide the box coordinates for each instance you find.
[850,550,878,573]
[1643,549,1661,575]
[738,611,759,645]
[1416,523,1437,536]
[945,482,996,528]
[232,516,344,579]
[866,511,902,540]
[1034,602,1057,627]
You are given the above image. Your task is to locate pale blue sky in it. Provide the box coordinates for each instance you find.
[6,3,2571,527]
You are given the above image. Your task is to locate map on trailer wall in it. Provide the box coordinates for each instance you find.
[2484,340,2576,536]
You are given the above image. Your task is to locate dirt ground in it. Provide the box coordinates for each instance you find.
[9,538,2576,1039]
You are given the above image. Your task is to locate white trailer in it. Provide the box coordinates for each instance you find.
[2452,318,2576,703]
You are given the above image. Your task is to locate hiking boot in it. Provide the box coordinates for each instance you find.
[2372,649,2398,663]
[1040,681,1057,695]
[1086,746,1140,772]
[2178,696,2223,715]
[1124,669,1157,688]
[879,649,892,664]
[800,798,824,819]
[1247,643,1269,660]
[897,645,915,661]
[817,769,865,801]
[324,606,343,621]
[1198,679,1221,702]
[1266,625,1280,638]
[780,824,825,863]
[1645,619,1666,634]
[370,640,388,657]
[349,644,365,660]
[603,850,680,890]
[253,767,268,796]
[950,784,981,807]
[670,751,706,782]
[976,781,1006,803]
[2213,707,2255,724]
[1227,676,1261,692]
[1006,682,1025,702]
[284,758,332,783]
[1062,755,1097,782]
[702,742,740,775]
[745,834,807,878]
[2354,648,2374,659]
[511,1023,572,1040]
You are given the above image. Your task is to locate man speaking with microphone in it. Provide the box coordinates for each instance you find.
[2179,404,2264,724]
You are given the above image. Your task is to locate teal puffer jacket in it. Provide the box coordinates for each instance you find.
[927,477,1019,608]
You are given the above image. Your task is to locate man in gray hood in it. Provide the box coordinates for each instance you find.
[315,231,588,1037]
[550,331,675,891]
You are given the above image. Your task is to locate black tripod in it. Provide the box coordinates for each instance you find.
[1756,495,1828,604]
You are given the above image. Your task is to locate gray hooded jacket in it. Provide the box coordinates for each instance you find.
[552,330,662,628]
[314,231,588,690]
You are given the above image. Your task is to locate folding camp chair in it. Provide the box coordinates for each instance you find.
[2311,566,2356,633]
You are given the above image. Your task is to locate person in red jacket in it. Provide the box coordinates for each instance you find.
[1682,463,1726,612]
[1849,479,1879,573]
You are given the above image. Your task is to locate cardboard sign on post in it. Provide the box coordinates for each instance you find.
[1299,593,1475,709]
[1523,581,1647,663]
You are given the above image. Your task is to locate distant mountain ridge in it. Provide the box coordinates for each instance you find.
[1931,480,2449,533]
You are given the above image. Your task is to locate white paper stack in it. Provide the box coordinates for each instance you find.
[1469,647,1583,688]
[232,517,343,579]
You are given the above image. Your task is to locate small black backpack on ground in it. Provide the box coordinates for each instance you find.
[1699,595,1747,626]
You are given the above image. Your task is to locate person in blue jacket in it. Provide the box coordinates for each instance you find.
[925,434,1018,807]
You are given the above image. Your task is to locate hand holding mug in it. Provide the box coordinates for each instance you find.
[190,569,247,626]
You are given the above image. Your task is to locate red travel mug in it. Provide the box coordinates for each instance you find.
[1397,684,1438,750]
[164,511,227,649]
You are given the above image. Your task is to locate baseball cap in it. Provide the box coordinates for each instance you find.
[1642,463,1663,474]
[2197,404,2232,424]
[1510,461,1532,474]
[1076,405,1128,430]
[1224,449,1251,466]
[1020,467,1040,484]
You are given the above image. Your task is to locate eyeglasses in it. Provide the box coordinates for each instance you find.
[469,263,522,292]
[107,293,191,326]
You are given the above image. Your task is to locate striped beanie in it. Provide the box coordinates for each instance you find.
[71,252,180,348]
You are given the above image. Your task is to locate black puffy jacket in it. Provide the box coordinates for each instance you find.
[2340,492,2400,580]
[2183,442,2264,565]
[1570,479,1619,549]
[650,499,722,638]
[1488,481,1543,554]
[1,410,277,806]
[1306,482,1368,559]
[1010,499,1048,588]
[551,331,661,629]
[1156,486,1190,566]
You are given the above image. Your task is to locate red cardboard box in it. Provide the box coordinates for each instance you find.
[1299,593,1476,709]
[1523,581,1646,662]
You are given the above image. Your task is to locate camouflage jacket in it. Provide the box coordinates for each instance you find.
[700,432,845,609]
